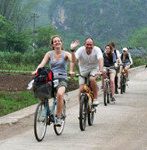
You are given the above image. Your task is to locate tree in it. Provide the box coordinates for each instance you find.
[6,30,31,52]
[0,0,40,32]
[128,27,147,49]
[0,0,41,52]
[36,25,57,48]
[0,15,12,50]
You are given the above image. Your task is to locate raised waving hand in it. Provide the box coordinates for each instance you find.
[70,40,80,50]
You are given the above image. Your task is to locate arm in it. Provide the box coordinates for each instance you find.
[97,47,104,72]
[98,57,104,72]
[70,40,80,63]
[112,52,120,68]
[32,52,50,75]
[65,51,75,75]
[129,53,133,65]
[116,50,122,64]
[67,40,80,75]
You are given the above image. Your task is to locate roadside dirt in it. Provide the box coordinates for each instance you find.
[0,73,33,91]
[0,72,78,92]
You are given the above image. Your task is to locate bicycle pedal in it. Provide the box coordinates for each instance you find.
[93,103,100,107]
[47,118,52,125]
[92,104,98,107]
[92,108,96,113]
[61,115,66,119]
[78,116,85,119]
[54,124,62,127]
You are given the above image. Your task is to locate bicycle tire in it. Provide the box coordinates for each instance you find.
[34,102,47,142]
[122,77,126,93]
[104,81,108,106]
[107,82,110,104]
[120,76,124,94]
[88,99,95,126]
[79,94,87,131]
[120,76,126,94]
[54,100,66,135]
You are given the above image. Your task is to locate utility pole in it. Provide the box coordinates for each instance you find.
[31,13,39,55]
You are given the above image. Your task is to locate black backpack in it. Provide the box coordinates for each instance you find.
[34,67,53,86]
[33,67,54,99]
[114,49,118,59]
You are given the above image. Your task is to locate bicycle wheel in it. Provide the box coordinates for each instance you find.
[88,99,95,126]
[104,82,108,106]
[34,102,47,142]
[107,82,110,104]
[122,77,126,93]
[120,76,124,94]
[54,100,66,135]
[79,94,87,131]
[120,76,126,94]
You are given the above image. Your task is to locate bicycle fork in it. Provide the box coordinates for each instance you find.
[86,93,96,114]
[44,98,56,124]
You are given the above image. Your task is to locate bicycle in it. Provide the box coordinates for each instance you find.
[33,79,67,142]
[103,67,115,106]
[78,74,97,131]
[120,65,127,94]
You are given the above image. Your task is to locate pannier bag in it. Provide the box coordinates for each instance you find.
[33,67,54,99]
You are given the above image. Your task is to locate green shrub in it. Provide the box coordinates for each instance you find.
[0,91,37,116]
[132,57,146,67]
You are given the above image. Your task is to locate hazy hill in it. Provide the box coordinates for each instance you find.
[27,0,147,47]
[48,0,147,45]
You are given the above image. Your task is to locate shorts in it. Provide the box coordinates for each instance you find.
[123,62,131,67]
[115,65,120,74]
[79,68,98,85]
[103,67,116,75]
[54,78,67,91]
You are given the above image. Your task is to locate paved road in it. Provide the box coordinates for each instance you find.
[0,68,147,150]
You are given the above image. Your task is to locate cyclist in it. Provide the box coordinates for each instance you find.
[32,35,74,126]
[70,37,103,106]
[120,47,133,80]
[109,42,122,93]
[103,44,117,101]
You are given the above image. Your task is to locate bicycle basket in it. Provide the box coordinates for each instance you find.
[33,81,53,99]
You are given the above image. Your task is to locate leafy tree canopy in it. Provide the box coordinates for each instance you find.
[128,27,147,49]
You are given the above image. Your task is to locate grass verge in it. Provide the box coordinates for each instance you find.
[0,91,37,117]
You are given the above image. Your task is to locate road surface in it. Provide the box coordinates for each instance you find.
[0,68,147,150]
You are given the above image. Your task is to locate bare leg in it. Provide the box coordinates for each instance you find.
[89,76,98,99]
[125,65,130,78]
[110,72,116,96]
[56,86,65,117]
[117,72,121,88]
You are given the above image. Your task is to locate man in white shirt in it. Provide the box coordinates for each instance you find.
[70,37,103,106]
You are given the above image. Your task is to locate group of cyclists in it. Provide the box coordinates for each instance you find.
[32,35,133,126]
